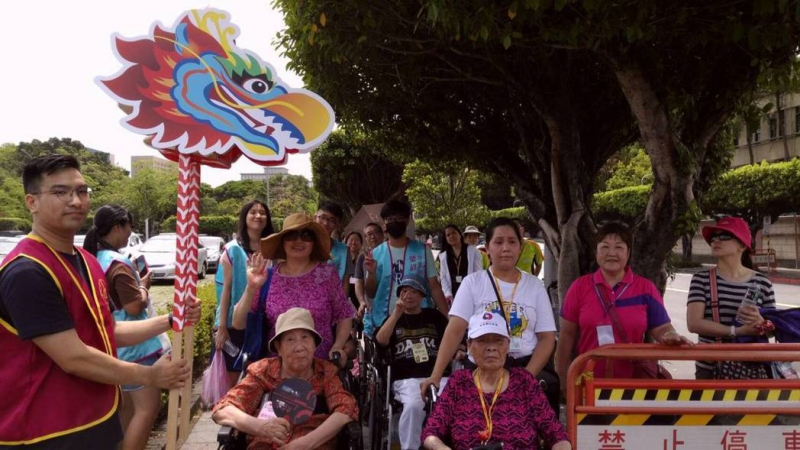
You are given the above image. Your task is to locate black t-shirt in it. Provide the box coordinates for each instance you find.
[0,254,124,448]
[378,308,449,380]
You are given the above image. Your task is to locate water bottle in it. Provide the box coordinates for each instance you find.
[223,340,240,358]
[735,286,759,323]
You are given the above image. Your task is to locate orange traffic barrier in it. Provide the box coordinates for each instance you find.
[566,343,800,449]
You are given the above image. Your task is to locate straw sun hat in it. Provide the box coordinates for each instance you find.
[259,212,332,261]
[268,308,323,353]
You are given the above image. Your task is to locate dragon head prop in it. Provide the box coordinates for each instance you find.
[97,8,334,168]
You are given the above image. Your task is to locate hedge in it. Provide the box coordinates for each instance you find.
[591,185,650,221]
[0,217,32,232]
[160,215,238,236]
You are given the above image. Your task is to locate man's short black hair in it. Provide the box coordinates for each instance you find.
[23,155,81,194]
[380,199,412,219]
[317,200,344,220]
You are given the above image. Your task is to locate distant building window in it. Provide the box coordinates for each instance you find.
[795,107,800,133]
[769,117,777,139]
[733,136,739,146]
[753,126,760,142]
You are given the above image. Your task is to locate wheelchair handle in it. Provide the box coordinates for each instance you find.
[427,384,438,403]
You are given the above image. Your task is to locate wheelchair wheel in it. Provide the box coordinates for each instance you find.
[368,372,386,450]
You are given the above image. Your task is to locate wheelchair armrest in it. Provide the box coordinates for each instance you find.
[217,425,234,444]
[344,421,363,449]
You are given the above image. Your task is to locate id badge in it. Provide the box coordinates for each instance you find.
[455,276,463,283]
[257,399,277,420]
[597,325,615,346]
[412,341,429,363]
[510,337,523,352]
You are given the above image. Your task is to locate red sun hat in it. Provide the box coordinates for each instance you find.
[701,216,752,250]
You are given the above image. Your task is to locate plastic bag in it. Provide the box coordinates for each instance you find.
[202,350,231,407]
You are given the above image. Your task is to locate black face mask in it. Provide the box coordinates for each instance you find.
[385,221,407,238]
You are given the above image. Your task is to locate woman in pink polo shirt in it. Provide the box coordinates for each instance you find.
[555,222,691,388]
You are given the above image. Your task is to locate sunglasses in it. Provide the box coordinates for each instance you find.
[284,229,316,242]
[709,232,735,243]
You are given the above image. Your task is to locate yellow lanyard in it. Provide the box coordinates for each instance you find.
[490,269,521,331]
[474,369,505,444]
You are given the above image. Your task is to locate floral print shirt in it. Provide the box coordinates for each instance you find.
[422,368,569,450]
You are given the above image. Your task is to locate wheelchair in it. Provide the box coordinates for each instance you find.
[363,335,462,450]
[215,353,364,450]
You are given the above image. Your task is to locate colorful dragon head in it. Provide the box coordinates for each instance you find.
[97,9,334,168]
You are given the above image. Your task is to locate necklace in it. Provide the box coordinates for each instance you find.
[474,369,505,444]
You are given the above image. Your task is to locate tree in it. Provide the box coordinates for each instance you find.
[274,0,800,298]
[102,167,178,235]
[311,130,405,215]
[403,160,491,233]
[266,174,319,218]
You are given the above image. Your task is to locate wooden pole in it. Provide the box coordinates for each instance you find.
[166,155,201,449]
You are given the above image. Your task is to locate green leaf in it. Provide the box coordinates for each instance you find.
[512,31,523,39]
[357,35,367,44]
[480,25,489,41]
[503,35,512,49]
[319,13,327,27]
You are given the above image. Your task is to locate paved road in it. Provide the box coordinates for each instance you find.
[663,273,800,379]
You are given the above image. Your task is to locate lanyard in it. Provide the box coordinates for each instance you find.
[489,268,520,332]
[593,282,631,314]
[474,369,505,444]
[386,243,409,313]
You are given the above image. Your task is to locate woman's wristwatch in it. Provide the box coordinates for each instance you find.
[167,313,174,329]
[729,324,736,338]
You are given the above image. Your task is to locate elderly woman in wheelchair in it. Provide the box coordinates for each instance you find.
[213,308,358,449]
[421,312,571,450]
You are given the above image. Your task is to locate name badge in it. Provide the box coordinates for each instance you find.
[455,276,463,283]
[597,325,616,346]
[412,341,429,363]
[510,337,523,352]
[257,399,277,420]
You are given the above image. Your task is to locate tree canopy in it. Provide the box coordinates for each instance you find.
[274,0,800,296]
[310,130,405,215]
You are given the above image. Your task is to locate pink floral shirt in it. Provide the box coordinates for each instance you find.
[256,262,355,359]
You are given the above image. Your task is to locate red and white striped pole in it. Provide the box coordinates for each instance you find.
[166,154,200,449]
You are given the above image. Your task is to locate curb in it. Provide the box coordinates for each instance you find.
[770,277,800,286]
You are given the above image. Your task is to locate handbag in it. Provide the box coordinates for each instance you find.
[233,268,273,371]
[601,288,671,379]
[708,269,770,380]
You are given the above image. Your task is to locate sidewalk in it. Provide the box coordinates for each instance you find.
[180,410,218,449]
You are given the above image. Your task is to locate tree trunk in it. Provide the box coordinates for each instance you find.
[613,62,700,291]
[681,233,693,260]
[746,126,755,165]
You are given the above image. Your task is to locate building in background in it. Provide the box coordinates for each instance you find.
[240,166,289,181]
[130,155,177,176]
[732,93,800,166]
[87,148,115,165]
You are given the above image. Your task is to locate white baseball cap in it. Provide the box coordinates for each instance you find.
[468,311,509,339]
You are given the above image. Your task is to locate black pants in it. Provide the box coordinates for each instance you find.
[464,355,561,416]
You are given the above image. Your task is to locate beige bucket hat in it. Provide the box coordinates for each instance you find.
[268,308,323,353]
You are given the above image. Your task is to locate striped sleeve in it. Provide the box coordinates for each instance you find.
[687,271,709,305]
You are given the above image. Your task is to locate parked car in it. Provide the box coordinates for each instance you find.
[138,234,208,281]
[199,236,225,272]
[0,237,20,262]
[120,233,144,258]
[73,235,86,247]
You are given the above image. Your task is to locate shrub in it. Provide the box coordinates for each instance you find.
[592,185,650,222]
[160,215,237,237]
[0,217,32,232]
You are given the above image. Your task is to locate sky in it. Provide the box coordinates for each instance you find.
[0,1,314,187]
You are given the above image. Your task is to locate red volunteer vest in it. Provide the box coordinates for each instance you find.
[0,235,119,445]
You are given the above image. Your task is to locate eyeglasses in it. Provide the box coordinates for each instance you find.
[710,232,734,243]
[284,229,316,242]
[32,186,92,203]
[315,214,339,226]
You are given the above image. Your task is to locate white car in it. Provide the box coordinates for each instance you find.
[139,234,208,281]
[199,236,225,272]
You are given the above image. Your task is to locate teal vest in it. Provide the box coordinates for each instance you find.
[214,241,249,328]
[330,239,348,281]
[365,240,432,335]
[97,249,162,363]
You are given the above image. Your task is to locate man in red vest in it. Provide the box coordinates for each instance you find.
[0,155,197,448]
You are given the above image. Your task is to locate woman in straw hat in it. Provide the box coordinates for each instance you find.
[214,308,358,449]
[232,213,356,365]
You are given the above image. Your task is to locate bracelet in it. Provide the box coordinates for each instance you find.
[729,324,736,338]
[755,319,775,336]
[167,313,174,329]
